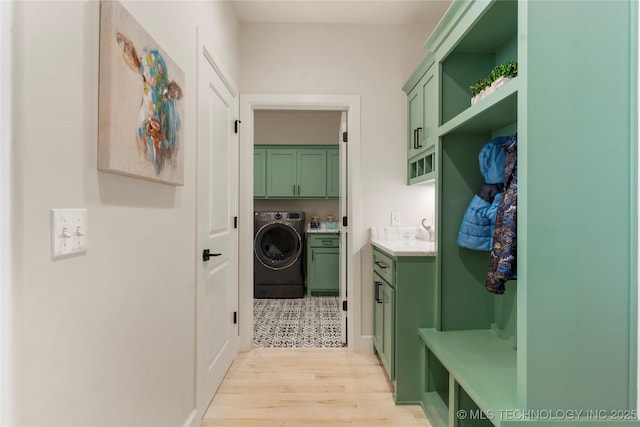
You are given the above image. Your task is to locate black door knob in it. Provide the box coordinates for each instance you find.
[202,249,221,261]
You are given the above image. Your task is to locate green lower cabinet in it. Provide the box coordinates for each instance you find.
[372,246,436,404]
[307,233,339,295]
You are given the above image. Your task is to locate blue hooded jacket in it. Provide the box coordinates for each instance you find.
[456,137,508,251]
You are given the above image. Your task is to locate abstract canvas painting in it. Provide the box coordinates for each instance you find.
[98,0,185,185]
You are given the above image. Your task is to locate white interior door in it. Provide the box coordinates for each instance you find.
[339,112,348,345]
[196,43,239,415]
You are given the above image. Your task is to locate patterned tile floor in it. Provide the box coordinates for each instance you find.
[253,296,343,348]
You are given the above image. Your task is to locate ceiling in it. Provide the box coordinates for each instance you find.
[230,0,452,26]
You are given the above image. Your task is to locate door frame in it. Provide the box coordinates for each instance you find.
[238,94,367,352]
[0,1,13,424]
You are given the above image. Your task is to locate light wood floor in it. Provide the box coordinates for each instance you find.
[202,348,432,427]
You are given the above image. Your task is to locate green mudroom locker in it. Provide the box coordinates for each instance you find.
[392,0,640,426]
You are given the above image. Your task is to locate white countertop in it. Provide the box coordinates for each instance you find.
[370,226,436,257]
[371,239,436,257]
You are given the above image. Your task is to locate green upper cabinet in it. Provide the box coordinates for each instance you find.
[406,83,423,160]
[403,54,437,185]
[421,69,438,150]
[266,149,297,197]
[256,145,339,199]
[327,149,340,198]
[297,149,327,197]
[253,148,267,198]
[407,64,438,160]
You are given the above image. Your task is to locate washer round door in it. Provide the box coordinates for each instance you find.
[254,222,302,270]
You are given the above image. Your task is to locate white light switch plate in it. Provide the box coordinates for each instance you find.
[51,209,88,258]
[391,211,400,226]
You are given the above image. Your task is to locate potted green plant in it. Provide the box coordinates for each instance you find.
[470,76,493,105]
[469,61,518,105]
[491,61,517,90]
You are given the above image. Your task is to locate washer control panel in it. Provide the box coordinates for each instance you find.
[255,211,305,222]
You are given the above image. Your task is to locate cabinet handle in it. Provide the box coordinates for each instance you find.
[413,129,418,149]
[298,184,300,195]
[375,281,382,303]
[416,127,423,148]
[293,184,296,195]
[375,261,388,269]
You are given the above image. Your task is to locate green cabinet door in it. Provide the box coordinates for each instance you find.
[327,148,339,199]
[297,149,326,197]
[372,272,395,382]
[404,55,437,185]
[254,148,266,198]
[307,247,339,295]
[421,68,437,150]
[407,82,423,160]
[372,274,384,359]
[307,233,339,295]
[266,149,296,197]
[381,281,395,381]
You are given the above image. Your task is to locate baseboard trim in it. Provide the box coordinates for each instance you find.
[352,334,373,353]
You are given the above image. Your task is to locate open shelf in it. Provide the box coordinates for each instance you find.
[439,0,518,124]
[453,0,518,54]
[423,392,448,427]
[438,78,519,137]
[418,328,517,418]
[421,345,450,427]
[408,149,436,185]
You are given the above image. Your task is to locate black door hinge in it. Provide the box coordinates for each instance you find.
[233,311,238,324]
[234,120,241,134]
[234,216,238,229]
[342,216,348,227]
[342,301,347,311]
[342,131,348,142]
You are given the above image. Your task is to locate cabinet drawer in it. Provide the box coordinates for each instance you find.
[373,248,395,284]
[308,234,339,248]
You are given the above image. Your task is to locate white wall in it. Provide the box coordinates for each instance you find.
[255,109,341,145]
[240,23,437,337]
[9,1,239,425]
